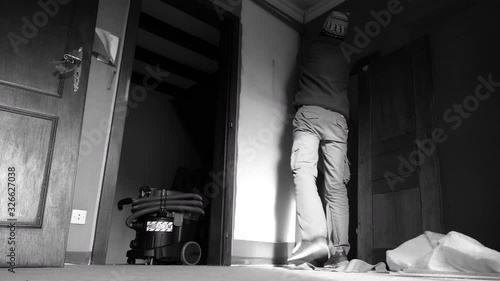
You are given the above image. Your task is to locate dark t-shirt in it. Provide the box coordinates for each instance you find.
[294,37,351,119]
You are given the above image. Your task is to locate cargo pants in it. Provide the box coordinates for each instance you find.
[291,105,350,254]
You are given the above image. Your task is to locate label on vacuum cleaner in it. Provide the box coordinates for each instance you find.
[146,221,173,232]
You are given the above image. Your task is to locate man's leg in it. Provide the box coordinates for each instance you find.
[321,140,350,254]
[288,111,329,264]
[291,131,325,241]
[319,113,350,267]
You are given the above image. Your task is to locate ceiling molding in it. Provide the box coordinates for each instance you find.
[263,0,305,23]
[304,0,345,23]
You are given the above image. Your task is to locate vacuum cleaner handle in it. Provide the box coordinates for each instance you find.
[117,198,133,211]
[139,185,152,198]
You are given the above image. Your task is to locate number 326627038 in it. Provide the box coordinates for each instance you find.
[7,167,16,217]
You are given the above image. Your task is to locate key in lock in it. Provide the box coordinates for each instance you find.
[52,47,83,92]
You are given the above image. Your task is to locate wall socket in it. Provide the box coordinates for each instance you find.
[71,209,87,225]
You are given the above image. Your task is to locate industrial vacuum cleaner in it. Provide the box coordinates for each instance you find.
[118,186,205,265]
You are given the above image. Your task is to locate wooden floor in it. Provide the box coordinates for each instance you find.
[4,265,494,281]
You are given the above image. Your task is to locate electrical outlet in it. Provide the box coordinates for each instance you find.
[71,209,87,225]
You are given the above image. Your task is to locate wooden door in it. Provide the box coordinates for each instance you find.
[357,38,444,263]
[0,0,99,267]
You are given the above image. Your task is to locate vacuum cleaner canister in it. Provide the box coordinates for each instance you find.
[118,186,205,265]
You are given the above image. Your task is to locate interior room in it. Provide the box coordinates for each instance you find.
[0,0,499,280]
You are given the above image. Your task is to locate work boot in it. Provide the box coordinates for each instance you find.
[324,248,349,268]
[287,237,329,265]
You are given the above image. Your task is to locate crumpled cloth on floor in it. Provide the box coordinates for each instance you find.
[287,259,388,273]
[387,231,500,274]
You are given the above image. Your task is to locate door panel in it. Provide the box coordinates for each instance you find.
[0,2,76,97]
[0,0,99,267]
[372,146,416,181]
[0,107,57,227]
[372,193,399,249]
[395,188,422,242]
[357,38,444,263]
[370,49,416,142]
[372,173,419,194]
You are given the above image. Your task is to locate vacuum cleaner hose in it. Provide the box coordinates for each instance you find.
[121,191,205,228]
[131,200,203,212]
[132,194,203,205]
[126,205,205,228]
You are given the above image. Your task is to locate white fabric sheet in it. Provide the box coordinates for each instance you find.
[387,231,500,274]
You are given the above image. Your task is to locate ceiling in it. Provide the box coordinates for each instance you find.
[291,0,326,10]
[263,0,345,23]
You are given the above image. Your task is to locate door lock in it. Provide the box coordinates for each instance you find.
[52,47,83,92]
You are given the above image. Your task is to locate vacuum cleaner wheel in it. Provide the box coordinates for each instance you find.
[180,241,202,265]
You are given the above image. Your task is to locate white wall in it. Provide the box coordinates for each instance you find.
[234,0,300,245]
[66,0,130,255]
[428,0,500,251]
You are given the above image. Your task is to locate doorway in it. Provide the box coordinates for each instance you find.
[92,0,240,266]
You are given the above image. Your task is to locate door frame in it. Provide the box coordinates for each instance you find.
[91,0,241,265]
[207,10,241,267]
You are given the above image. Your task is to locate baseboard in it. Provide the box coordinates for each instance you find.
[232,240,294,265]
[65,251,91,265]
